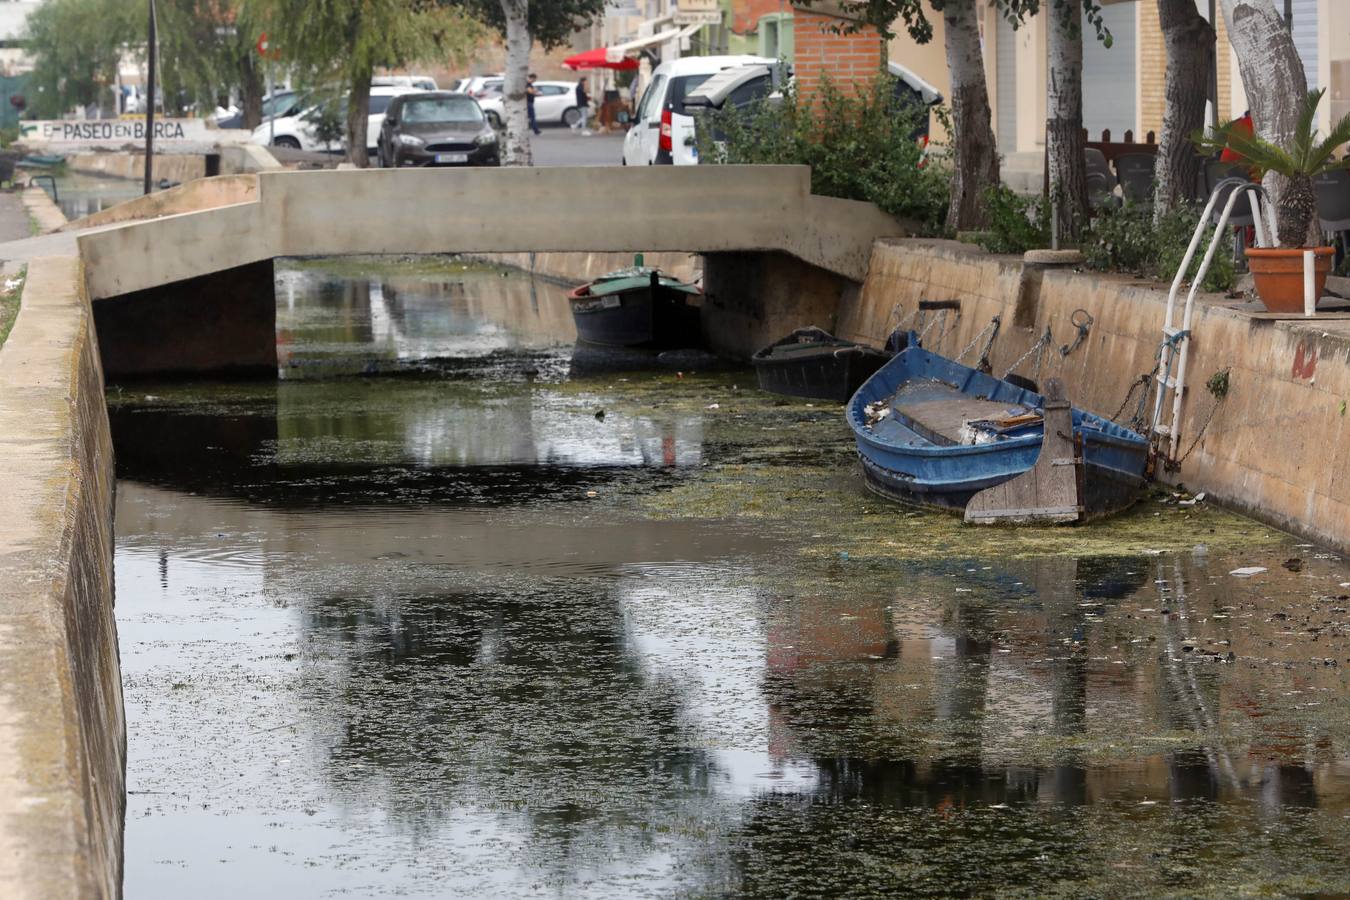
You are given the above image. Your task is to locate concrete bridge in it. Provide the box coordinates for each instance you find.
[72,165,904,375]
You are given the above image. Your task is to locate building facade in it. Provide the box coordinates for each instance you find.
[890,0,1350,192]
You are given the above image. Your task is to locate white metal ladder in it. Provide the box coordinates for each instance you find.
[1150,180,1268,464]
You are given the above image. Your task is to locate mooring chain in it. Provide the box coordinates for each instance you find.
[1111,330,1190,434]
[887,303,921,338]
[956,315,1002,368]
[1108,373,1153,432]
[917,309,947,346]
[1002,325,1053,382]
[1174,368,1232,469]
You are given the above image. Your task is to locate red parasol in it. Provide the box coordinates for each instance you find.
[562,48,639,71]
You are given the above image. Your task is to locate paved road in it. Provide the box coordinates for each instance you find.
[530,126,625,167]
[271,127,627,169]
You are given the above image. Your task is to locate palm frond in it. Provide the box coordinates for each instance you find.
[1308,111,1350,174]
[1291,88,1323,170]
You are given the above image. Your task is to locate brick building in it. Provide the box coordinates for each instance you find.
[789,2,885,100]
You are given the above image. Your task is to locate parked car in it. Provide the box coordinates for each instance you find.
[215,90,301,130]
[478,80,584,129]
[888,60,943,143]
[684,63,787,161]
[251,85,426,155]
[373,75,439,91]
[622,55,774,166]
[376,92,500,168]
[460,75,504,99]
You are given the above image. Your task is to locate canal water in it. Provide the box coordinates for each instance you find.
[110,258,1350,897]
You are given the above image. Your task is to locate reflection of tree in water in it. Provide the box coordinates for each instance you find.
[295,583,744,889]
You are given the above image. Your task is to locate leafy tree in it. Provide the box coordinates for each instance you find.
[244,0,483,165]
[794,1,1109,240]
[23,0,139,118]
[449,0,606,166]
[1152,0,1214,218]
[156,0,268,127]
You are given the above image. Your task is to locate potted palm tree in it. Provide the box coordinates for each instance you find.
[1193,89,1350,312]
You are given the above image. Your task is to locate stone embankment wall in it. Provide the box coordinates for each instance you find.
[69,153,206,184]
[474,250,701,285]
[0,257,123,899]
[839,239,1350,551]
[60,174,257,233]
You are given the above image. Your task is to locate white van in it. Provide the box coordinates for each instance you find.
[621,55,774,166]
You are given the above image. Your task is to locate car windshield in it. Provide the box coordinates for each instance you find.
[401,96,484,124]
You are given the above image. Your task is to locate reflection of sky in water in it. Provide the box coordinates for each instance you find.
[113,258,1350,898]
[275,262,576,377]
[619,564,821,798]
[264,380,705,469]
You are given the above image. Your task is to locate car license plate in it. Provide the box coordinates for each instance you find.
[435,153,468,164]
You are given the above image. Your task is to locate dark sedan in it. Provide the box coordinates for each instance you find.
[376,92,500,168]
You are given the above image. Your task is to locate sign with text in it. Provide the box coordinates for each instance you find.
[18,118,241,151]
[674,0,722,26]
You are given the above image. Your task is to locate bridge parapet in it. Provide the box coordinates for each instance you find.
[77,165,904,300]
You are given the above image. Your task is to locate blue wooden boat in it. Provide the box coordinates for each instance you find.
[847,342,1149,522]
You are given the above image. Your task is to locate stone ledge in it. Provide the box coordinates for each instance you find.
[0,256,123,899]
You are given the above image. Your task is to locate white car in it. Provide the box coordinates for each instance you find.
[622,55,774,166]
[460,75,504,99]
[252,85,426,155]
[372,74,439,91]
[479,80,584,128]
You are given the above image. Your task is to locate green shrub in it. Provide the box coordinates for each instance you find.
[975,185,1051,254]
[1084,201,1235,293]
[693,76,950,236]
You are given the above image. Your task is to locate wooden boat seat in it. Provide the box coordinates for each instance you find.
[891,382,1040,447]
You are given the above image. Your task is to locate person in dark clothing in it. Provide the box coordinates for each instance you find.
[526,73,541,135]
[573,77,591,134]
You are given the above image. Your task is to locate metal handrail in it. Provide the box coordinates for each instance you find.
[28,174,58,205]
[1151,180,1267,462]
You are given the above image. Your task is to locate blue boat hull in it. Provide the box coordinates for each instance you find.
[847,346,1149,520]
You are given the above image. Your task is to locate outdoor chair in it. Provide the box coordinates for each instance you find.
[1086,170,1115,209]
[1313,169,1350,267]
[1115,152,1156,205]
[1084,148,1116,209]
[1085,148,1111,180]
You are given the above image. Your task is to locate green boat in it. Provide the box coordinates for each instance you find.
[567,256,702,348]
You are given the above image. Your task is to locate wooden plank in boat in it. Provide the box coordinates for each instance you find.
[894,394,1031,445]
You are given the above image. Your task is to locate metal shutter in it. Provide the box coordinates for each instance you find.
[1291,0,1319,89]
[1082,3,1137,140]
[996,15,1017,151]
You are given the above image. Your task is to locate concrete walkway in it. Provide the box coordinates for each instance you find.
[0,192,30,243]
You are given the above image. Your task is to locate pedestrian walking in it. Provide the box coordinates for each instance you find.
[572,78,591,135]
[526,73,541,136]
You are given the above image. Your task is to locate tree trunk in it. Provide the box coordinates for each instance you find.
[1046,8,1087,243]
[942,0,1000,232]
[500,0,533,167]
[1153,0,1214,216]
[239,54,264,132]
[345,64,373,167]
[1219,0,1312,247]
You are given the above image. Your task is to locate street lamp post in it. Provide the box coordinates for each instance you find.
[143,0,158,195]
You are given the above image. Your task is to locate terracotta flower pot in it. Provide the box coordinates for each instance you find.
[1245,246,1334,313]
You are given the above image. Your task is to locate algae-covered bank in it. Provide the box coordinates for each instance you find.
[109,258,1350,898]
